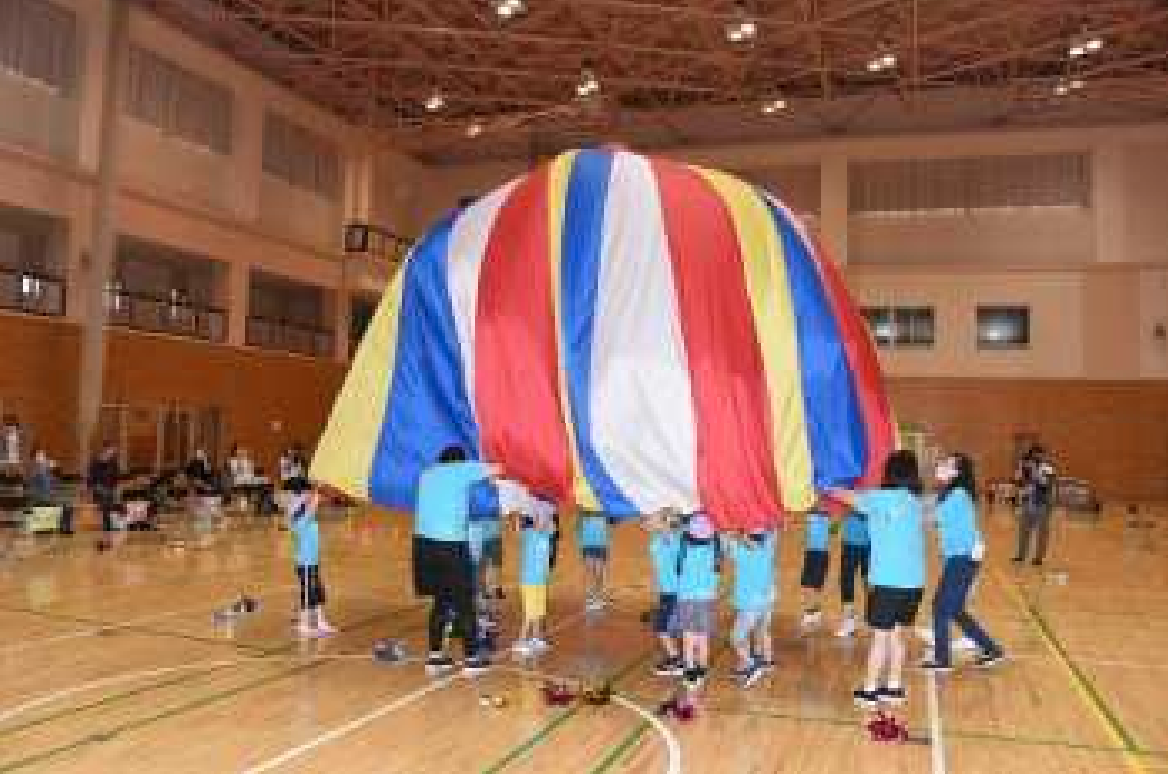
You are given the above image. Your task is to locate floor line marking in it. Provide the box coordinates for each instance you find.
[239,675,461,774]
[0,584,298,657]
[926,668,947,774]
[992,568,1149,774]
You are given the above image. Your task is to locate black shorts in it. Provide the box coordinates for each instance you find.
[412,536,473,598]
[866,586,923,631]
[296,565,326,609]
[654,592,679,635]
[800,549,830,589]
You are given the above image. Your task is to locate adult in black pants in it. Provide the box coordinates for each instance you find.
[1013,445,1057,566]
[87,443,121,532]
[412,445,501,677]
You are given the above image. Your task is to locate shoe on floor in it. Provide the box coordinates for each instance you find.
[734,662,763,688]
[917,659,954,674]
[955,636,978,651]
[877,686,906,706]
[835,615,858,638]
[462,655,492,676]
[528,637,550,653]
[853,688,880,709]
[753,657,776,673]
[800,609,823,630]
[974,651,1006,669]
[653,657,684,677]
[424,654,456,676]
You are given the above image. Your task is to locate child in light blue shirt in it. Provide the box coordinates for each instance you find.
[831,450,926,710]
[513,498,556,657]
[287,479,335,638]
[643,508,684,677]
[728,528,777,687]
[836,512,870,638]
[799,510,831,629]
[677,513,720,690]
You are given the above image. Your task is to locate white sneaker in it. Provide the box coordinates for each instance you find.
[915,626,934,642]
[800,609,823,630]
[511,639,534,656]
[955,636,978,652]
[835,615,857,638]
[529,637,550,653]
[296,624,322,638]
[315,620,338,635]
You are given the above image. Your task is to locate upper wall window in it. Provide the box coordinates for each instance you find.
[977,305,1030,349]
[262,112,341,200]
[862,305,935,348]
[0,0,77,94]
[850,153,1090,217]
[125,47,233,154]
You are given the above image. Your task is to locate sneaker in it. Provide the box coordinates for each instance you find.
[800,609,823,630]
[683,666,706,690]
[1011,556,1024,563]
[835,615,858,638]
[462,655,492,676]
[511,639,534,656]
[973,651,1006,669]
[529,637,550,653]
[479,616,498,632]
[754,657,776,673]
[853,688,880,709]
[295,624,321,638]
[315,621,338,635]
[653,657,684,677]
[425,654,456,676]
[877,686,906,706]
[955,636,978,652]
[734,662,763,688]
[917,659,954,674]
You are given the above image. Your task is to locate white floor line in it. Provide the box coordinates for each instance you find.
[0,659,249,724]
[0,653,416,725]
[926,669,947,774]
[0,584,297,657]
[612,695,682,774]
[239,674,461,774]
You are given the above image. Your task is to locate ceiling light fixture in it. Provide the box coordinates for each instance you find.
[760,97,787,114]
[492,0,525,20]
[1053,77,1085,96]
[725,3,758,44]
[466,121,484,138]
[576,68,600,98]
[1068,35,1103,58]
[867,44,898,73]
[424,90,446,111]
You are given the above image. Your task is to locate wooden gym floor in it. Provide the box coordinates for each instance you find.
[1,502,1166,773]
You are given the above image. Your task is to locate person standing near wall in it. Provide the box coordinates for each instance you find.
[0,415,25,477]
[87,442,121,532]
[1013,445,1057,566]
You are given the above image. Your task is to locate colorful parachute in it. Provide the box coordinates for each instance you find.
[311,148,893,530]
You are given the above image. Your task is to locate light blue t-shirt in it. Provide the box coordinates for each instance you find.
[291,507,319,567]
[649,530,683,594]
[677,538,719,601]
[935,489,981,559]
[414,461,492,542]
[842,512,870,546]
[521,527,553,586]
[579,512,609,549]
[728,531,776,612]
[854,488,925,590]
[804,512,831,553]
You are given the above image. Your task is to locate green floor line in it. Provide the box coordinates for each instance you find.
[589,721,649,774]
[0,606,423,747]
[479,650,652,774]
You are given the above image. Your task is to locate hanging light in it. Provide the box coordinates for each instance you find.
[868,44,898,72]
[760,97,787,115]
[424,90,446,111]
[1068,35,1103,58]
[1053,77,1085,96]
[466,121,484,138]
[576,68,600,97]
[724,3,758,44]
[492,0,525,20]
